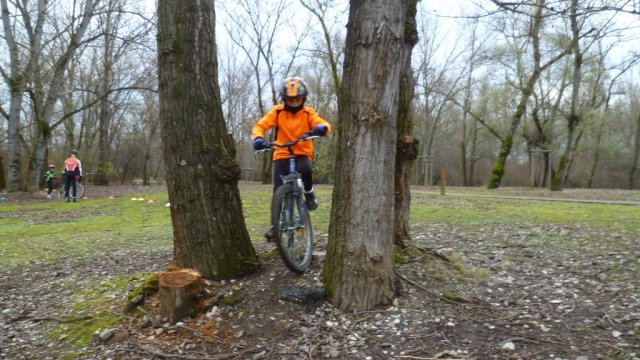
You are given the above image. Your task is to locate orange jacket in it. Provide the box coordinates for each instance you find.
[64,156,83,176]
[252,104,331,161]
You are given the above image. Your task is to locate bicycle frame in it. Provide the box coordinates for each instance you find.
[256,135,319,189]
[256,135,319,272]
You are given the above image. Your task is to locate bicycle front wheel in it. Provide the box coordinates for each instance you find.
[74,183,85,199]
[271,184,313,273]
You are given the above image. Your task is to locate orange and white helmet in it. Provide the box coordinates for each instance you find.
[279,76,309,100]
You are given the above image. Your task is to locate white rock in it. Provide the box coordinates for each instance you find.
[98,329,114,341]
[501,341,516,351]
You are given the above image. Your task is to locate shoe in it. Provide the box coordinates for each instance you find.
[264,226,276,242]
[73,199,78,202]
[305,191,318,211]
[65,197,70,202]
[46,195,51,199]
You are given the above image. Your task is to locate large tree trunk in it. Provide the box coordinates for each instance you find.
[2,0,27,192]
[95,53,112,185]
[394,0,419,249]
[324,0,407,312]
[157,0,257,279]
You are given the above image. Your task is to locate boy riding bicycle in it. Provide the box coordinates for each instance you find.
[252,76,331,241]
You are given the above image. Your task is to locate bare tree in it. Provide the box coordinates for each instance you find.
[157,0,257,278]
[298,0,343,96]
[551,3,632,190]
[90,0,155,185]
[1,0,99,191]
[487,0,576,189]
[413,12,467,186]
[324,0,408,311]
[221,0,309,183]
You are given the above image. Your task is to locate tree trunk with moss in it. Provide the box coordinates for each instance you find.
[394,0,419,248]
[157,0,257,279]
[323,0,407,312]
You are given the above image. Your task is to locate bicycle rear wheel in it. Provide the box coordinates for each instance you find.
[271,183,313,273]
[57,182,85,200]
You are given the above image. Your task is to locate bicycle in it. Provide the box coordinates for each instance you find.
[256,135,319,273]
[56,177,85,201]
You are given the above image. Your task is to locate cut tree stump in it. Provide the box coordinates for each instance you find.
[158,269,203,324]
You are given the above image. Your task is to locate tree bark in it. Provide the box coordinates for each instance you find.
[95,9,115,186]
[324,0,407,311]
[1,0,30,191]
[394,0,419,249]
[158,0,257,279]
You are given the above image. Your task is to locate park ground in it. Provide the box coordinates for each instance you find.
[0,183,639,359]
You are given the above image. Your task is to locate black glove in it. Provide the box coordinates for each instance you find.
[253,138,267,151]
[306,125,327,137]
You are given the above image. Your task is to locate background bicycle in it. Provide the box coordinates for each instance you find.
[56,178,85,201]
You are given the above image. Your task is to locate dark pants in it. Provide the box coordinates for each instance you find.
[65,173,77,198]
[47,180,54,195]
[272,156,313,192]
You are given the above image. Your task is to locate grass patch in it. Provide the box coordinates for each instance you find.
[3,187,637,270]
[48,274,142,358]
[411,194,640,236]
[0,195,173,267]
[3,188,638,268]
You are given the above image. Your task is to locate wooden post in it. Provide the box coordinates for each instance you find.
[158,269,203,324]
[439,167,446,196]
[530,152,535,188]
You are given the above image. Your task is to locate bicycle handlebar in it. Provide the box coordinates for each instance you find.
[254,135,320,153]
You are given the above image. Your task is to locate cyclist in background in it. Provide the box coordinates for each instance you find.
[252,76,331,240]
[44,165,57,199]
[63,149,83,202]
